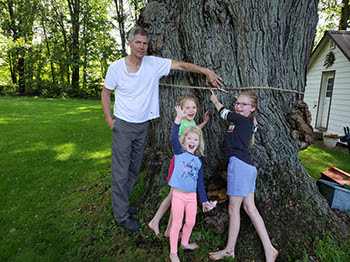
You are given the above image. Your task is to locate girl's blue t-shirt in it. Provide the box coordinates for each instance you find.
[168,123,208,203]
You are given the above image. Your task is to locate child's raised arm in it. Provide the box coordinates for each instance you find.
[174,105,186,124]
[209,88,223,112]
[198,110,210,129]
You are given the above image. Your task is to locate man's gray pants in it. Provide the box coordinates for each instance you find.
[111,117,150,223]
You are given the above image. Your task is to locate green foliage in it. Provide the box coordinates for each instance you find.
[291,234,350,262]
[313,235,350,262]
[0,0,145,98]
[315,0,349,46]
[0,84,18,96]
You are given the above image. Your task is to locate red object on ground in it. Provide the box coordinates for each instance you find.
[321,166,350,186]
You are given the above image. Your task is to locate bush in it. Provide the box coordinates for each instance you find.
[0,84,18,96]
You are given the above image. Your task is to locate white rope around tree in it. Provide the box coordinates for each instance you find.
[159,83,304,94]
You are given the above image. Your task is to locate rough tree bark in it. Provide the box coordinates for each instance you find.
[138,0,349,260]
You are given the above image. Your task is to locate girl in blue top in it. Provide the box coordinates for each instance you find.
[208,89,278,262]
[169,105,214,262]
[148,94,209,237]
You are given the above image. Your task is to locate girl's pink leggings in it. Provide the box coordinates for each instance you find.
[170,190,197,253]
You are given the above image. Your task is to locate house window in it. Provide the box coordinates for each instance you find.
[326,77,334,97]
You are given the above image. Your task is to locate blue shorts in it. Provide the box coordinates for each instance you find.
[227,156,257,197]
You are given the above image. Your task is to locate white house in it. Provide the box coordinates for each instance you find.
[304,30,350,139]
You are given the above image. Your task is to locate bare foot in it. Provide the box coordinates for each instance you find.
[181,243,199,250]
[209,249,234,261]
[266,248,279,262]
[169,253,180,262]
[148,220,160,236]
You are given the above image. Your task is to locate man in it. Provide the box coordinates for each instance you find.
[101,27,222,232]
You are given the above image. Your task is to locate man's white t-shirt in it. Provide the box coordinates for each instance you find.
[104,56,171,123]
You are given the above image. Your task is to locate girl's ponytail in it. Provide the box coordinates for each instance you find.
[249,133,255,148]
[238,91,258,149]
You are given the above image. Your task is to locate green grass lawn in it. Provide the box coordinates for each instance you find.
[1,96,349,261]
[0,96,116,261]
[1,96,222,262]
[299,142,350,181]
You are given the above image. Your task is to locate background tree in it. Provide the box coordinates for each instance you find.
[339,0,349,29]
[38,1,57,86]
[111,0,147,56]
[138,0,349,260]
[0,0,38,95]
[113,0,127,56]
[130,0,146,22]
[0,0,148,98]
[1,0,346,101]
[80,0,117,96]
[67,0,81,93]
[316,0,350,44]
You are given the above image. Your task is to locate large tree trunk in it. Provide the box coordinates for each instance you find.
[139,0,349,260]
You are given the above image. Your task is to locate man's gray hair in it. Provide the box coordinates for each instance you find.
[128,27,149,42]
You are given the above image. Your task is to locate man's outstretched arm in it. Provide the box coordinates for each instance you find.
[171,60,223,89]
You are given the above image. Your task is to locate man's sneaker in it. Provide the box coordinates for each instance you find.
[119,217,141,232]
[128,206,138,215]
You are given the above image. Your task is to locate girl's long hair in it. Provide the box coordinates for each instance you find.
[237,91,258,148]
[179,126,205,156]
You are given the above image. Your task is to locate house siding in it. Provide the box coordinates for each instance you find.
[305,37,350,138]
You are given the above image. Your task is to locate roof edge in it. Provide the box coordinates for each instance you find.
[326,30,350,61]
[309,30,350,69]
